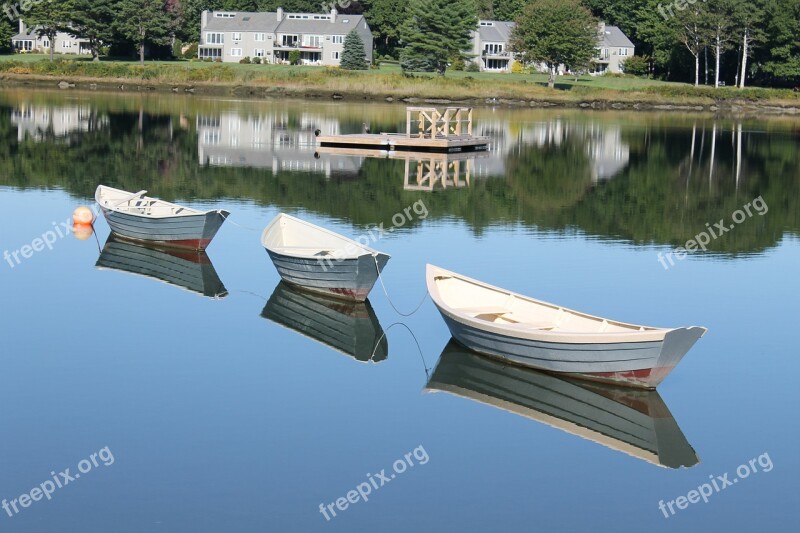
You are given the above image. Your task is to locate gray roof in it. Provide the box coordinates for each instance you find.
[477,20,514,43]
[203,11,366,35]
[276,15,365,35]
[599,25,634,48]
[204,12,281,32]
[11,32,36,40]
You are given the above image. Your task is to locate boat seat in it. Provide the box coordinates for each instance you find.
[459,306,509,316]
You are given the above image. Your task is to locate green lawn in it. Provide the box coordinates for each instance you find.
[0,53,795,104]
[0,52,678,91]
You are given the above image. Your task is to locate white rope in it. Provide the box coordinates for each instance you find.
[373,254,429,317]
[219,211,263,232]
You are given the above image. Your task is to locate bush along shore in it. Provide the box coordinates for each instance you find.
[0,60,798,114]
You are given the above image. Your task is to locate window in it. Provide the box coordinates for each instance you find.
[254,49,265,57]
[206,32,224,45]
[62,41,71,49]
[214,12,235,18]
[302,35,323,48]
[332,51,340,60]
[619,48,629,56]
[479,21,494,27]
[231,48,242,57]
[233,32,241,41]
[332,35,344,44]
[255,33,265,42]
[42,40,49,48]
[483,43,503,54]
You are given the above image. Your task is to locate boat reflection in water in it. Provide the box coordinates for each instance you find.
[262,282,388,363]
[426,341,699,469]
[95,235,228,299]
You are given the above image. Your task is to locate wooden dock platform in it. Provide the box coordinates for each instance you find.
[316,107,491,153]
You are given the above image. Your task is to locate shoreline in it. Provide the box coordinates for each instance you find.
[1,73,799,115]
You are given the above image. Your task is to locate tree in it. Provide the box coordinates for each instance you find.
[731,0,765,88]
[115,0,176,65]
[0,17,14,53]
[673,1,710,86]
[509,0,598,88]
[399,0,477,75]
[64,0,115,61]
[340,30,368,69]
[756,0,798,86]
[362,0,407,57]
[26,3,71,61]
[706,0,736,87]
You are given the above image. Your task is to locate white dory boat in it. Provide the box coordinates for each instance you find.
[261,213,390,302]
[95,185,229,251]
[426,265,707,389]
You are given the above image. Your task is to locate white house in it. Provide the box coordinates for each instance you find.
[470,21,635,74]
[11,20,91,55]
[198,8,373,66]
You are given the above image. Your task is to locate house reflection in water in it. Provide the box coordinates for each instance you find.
[197,112,365,178]
[11,104,108,142]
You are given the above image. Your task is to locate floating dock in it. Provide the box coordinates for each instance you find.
[316,107,491,153]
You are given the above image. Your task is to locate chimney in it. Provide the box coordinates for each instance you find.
[19,19,24,35]
[330,8,336,23]
[598,21,606,34]
[277,7,283,21]
[201,10,208,30]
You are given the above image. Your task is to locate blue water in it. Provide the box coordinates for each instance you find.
[0,92,798,532]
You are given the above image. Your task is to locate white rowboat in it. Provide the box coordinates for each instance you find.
[261,213,390,302]
[95,185,229,250]
[426,265,707,389]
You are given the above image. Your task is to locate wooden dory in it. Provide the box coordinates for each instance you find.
[427,265,707,389]
[261,213,390,302]
[95,185,229,250]
[426,341,698,468]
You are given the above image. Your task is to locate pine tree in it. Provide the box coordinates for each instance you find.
[26,3,72,61]
[399,0,477,75]
[64,0,115,61]
[340,29,368,70]
[114,0,176,65]
[0,17,13,54]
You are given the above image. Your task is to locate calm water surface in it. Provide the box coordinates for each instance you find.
[0,90,798,532]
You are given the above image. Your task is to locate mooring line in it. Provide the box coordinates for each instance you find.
[219,211,263,233]
[370,321,431,378]
[373,254,429,317]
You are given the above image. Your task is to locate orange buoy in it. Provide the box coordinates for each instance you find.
[72,223,94,241]
[72,206,94,225]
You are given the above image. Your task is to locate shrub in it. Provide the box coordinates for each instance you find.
[288,50,301,65]
[172,39,183,59]
[621,55,650,77]
[239,56,251,64]
[450,56,465,71]
[511,61,524,74]
[251,56,261,64]
[183,43,198,60]
[465,62,480,73]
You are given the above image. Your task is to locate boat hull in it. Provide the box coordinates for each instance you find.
[265,249,389,302]
[99,207,229,251]
[439,313,705,389]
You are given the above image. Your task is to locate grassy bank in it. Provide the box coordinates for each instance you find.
[1,55,798,110]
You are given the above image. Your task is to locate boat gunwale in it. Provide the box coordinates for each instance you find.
[261,213,390,261]
[96,185,226,220]
[426,264,706,344]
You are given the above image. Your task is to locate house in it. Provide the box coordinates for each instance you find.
[470,20,517,72]
[470,21,634,75]
[592,22,635,75]
[198,8,373,66]
[11,20,90,55]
